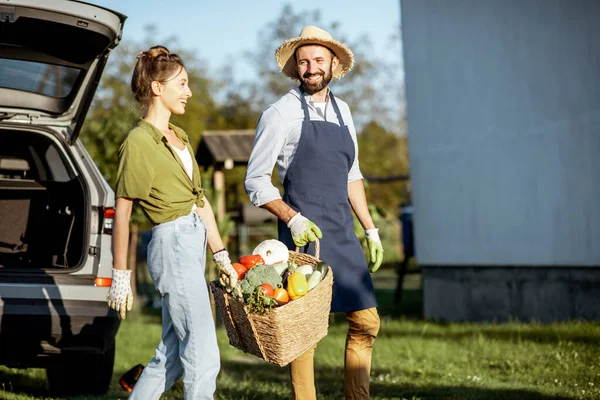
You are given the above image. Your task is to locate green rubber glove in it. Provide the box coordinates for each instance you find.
[366,228,384,273]
[287,212,323,247]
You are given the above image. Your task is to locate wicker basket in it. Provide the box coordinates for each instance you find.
[210,240,333,367]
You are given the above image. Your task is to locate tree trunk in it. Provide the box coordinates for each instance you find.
[394,257,409,316]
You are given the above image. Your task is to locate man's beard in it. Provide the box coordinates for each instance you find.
[299,64,333,95]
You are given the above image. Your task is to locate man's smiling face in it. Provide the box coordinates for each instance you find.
[295,45,339,95]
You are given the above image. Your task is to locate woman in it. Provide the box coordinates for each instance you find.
[106,45,237,399]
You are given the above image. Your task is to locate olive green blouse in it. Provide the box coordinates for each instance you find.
[115,119,204,225]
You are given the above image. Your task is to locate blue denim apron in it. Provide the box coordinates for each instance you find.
[278,90,377,313]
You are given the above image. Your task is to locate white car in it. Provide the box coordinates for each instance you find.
[0,0,126,395]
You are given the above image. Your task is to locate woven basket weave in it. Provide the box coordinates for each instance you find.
[210,240,333,367]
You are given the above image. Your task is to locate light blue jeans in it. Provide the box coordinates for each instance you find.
[129,213,220,400]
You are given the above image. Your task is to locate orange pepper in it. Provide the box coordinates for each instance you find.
[273,288,290,305]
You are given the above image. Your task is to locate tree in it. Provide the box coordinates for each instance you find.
[239,3,403,132]
[357,120,409,213]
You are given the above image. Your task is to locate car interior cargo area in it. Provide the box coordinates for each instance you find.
[0,129,85,269]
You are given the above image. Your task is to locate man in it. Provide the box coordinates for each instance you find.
[244,26,384,400]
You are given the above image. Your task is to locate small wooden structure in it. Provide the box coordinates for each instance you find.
[195,129,255,221]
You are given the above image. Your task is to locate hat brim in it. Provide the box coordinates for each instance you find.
[275,37,354,80]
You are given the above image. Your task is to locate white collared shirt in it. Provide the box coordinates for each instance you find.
[245,87,363,207]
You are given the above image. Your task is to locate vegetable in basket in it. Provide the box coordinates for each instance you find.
[260,283,274,297]
[315,262,329,277]
[281,269,291,289]
[238,254,264,270]
[295,264,314,278]
[273,288,289,305]
[246,286,277,314]
[239,264,282,297]
[287,255,298,273]
[272,262,289,276]
[252,239,289,264]
[287,272,308,300]
[307,270,324,290]
[232,263,247,280]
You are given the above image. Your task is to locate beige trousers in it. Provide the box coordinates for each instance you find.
[289,307,380,400]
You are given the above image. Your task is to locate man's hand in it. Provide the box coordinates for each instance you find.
[287,213,323,247]
[213,250,238,293]
[107,269,134,320]
[365,228,384,273]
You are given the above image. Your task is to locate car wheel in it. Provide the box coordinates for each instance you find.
[46,340,115,395]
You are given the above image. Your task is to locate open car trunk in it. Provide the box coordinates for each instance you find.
[0,128,87,270]
[0,1,126,142]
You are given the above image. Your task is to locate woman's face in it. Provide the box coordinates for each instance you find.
[155,67,192,115]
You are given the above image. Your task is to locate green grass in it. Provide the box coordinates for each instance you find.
[1,290,599,400]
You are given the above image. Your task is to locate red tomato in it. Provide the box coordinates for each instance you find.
[260,283,274,297]
[232,263,247,280]
[239,254,265,270]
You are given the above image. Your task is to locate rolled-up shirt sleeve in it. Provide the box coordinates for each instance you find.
[345,107,364,183]
[245,106,287,207]
[115,137,154,201]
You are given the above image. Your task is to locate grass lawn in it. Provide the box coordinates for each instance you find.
[1,289,599,400]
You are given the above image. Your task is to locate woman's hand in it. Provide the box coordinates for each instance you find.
[107,268,134,319]
[213,250,238,292]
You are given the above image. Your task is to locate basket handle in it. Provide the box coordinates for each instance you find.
[294,238,320,260]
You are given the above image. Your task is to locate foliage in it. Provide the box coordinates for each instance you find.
[242,4,403,132]
[245,286,277,315]
[357,120,410,214]
[77,6,408,268]
[200,167,236,244]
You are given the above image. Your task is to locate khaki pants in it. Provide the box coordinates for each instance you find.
[289,307,380,400]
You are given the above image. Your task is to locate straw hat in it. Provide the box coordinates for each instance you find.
[275,25,354,80]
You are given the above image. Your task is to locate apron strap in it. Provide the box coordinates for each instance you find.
[299,88,311,121]
[299,86,347,127]
[329,93,346,127]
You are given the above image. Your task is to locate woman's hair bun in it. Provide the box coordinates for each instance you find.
[137,45,170,60]
[146,45,170,58]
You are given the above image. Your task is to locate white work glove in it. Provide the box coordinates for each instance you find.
[365,228,384,273]
[107,269,134,320]
[287,212,323,247]
[213,250,237,293]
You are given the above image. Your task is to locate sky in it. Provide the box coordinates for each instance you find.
[86,0,403,83]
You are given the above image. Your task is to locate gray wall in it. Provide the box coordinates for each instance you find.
[401,0,600,267]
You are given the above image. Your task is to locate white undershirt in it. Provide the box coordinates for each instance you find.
[170,145,197,211]
[313,102,326,118]
[170,144,194,181]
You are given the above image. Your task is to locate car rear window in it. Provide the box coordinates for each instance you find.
[0,58,81,99]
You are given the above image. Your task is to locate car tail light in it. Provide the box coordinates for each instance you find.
[95,277,113,287]
[103,207,115,235]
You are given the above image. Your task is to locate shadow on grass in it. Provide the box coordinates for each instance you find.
[0,367,128,399]
[216,360,571,400]
[0,360,575,400]
[375,321,600,345]
[0,368,48,397]
[369,382,573,400]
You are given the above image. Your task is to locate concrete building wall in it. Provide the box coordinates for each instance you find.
[400,0,600,321]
